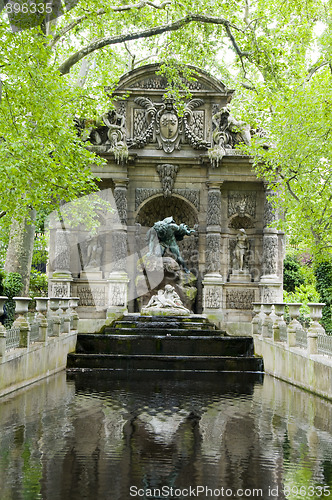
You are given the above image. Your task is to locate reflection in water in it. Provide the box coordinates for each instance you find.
[0,371,331,500]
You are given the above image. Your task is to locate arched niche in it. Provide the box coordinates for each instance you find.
[135,195,199,275]
[228,214,255,230]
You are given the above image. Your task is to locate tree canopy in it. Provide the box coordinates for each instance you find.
[0,0,331,255]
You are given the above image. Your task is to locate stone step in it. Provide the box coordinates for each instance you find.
[75,334,254,357]
[112,321,215,330]
[67,353,264,372]
[110,314,218,331]
[104,327,225,336]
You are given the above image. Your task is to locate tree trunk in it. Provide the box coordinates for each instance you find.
[4,210,36,296]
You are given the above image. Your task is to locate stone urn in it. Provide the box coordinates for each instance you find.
[69,297,80,309]
[307,303,326,336]
[13,297,31,316]
[35,297,49,314]
[49,297,61,314]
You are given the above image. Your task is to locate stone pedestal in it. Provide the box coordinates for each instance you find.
[80,271,103,281]
[229,269,251,283]
[202,273,223,325]
[107,271,130,320]
[259,281,283,303]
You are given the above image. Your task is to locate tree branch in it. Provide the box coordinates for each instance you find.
[51,1,171,47]
[58,14,250,75]
[304,60,330,83]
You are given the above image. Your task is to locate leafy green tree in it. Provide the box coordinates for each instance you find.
[0,0,331,288]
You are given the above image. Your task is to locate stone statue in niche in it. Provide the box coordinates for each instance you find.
[233,229,249,271]
[84,236,103,270]
[146,216,195,273]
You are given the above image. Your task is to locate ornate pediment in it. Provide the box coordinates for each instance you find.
[113,63,234,96]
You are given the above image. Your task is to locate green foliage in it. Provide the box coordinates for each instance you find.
[29,270,48,298]
[2,272,23,328]
[0,0,331,266]
[283,255,305,292]
[32,232,48,272]
[314,261,332,333]
[2,272,23,298]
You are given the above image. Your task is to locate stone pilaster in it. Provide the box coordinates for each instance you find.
[260,183,282,302]
[205,182,222,275]
[108,180,129,318]
[203,182,224,324]
[114,180,128,226]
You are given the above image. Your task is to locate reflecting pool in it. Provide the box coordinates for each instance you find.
[0,370,332,500]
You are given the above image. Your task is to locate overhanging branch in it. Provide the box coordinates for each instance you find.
[57,14,250,75]
[51,1,171,47]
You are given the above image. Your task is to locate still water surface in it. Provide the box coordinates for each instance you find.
[0,371,332,500]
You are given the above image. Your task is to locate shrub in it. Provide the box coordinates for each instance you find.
[2,272,23,328]
[29,270,48,298]
[283,255,305,293]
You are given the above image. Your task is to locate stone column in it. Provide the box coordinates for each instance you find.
[50,227,73,297]
[260,183,283,303]
[203,182,224,324]
[108,180,130,320]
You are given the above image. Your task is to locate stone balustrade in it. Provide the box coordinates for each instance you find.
[252,302,332,357]
[0,296,80,357]
[252,302,332,400]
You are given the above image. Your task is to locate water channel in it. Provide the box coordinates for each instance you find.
[0,370,332,500]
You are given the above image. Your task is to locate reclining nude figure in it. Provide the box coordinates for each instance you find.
[146,216,195,273]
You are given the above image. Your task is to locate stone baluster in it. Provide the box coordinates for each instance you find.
[69,297,80,331]
[262,303,273,338]
[273,303,287,342]
[287,303,302,347]
[13,297,32,348]
[49,298,61,337]
[252,302,262,335]
[0,296,8,357]
[60,297,71,334]
[35,297,49,342]
[307,303,325,355]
